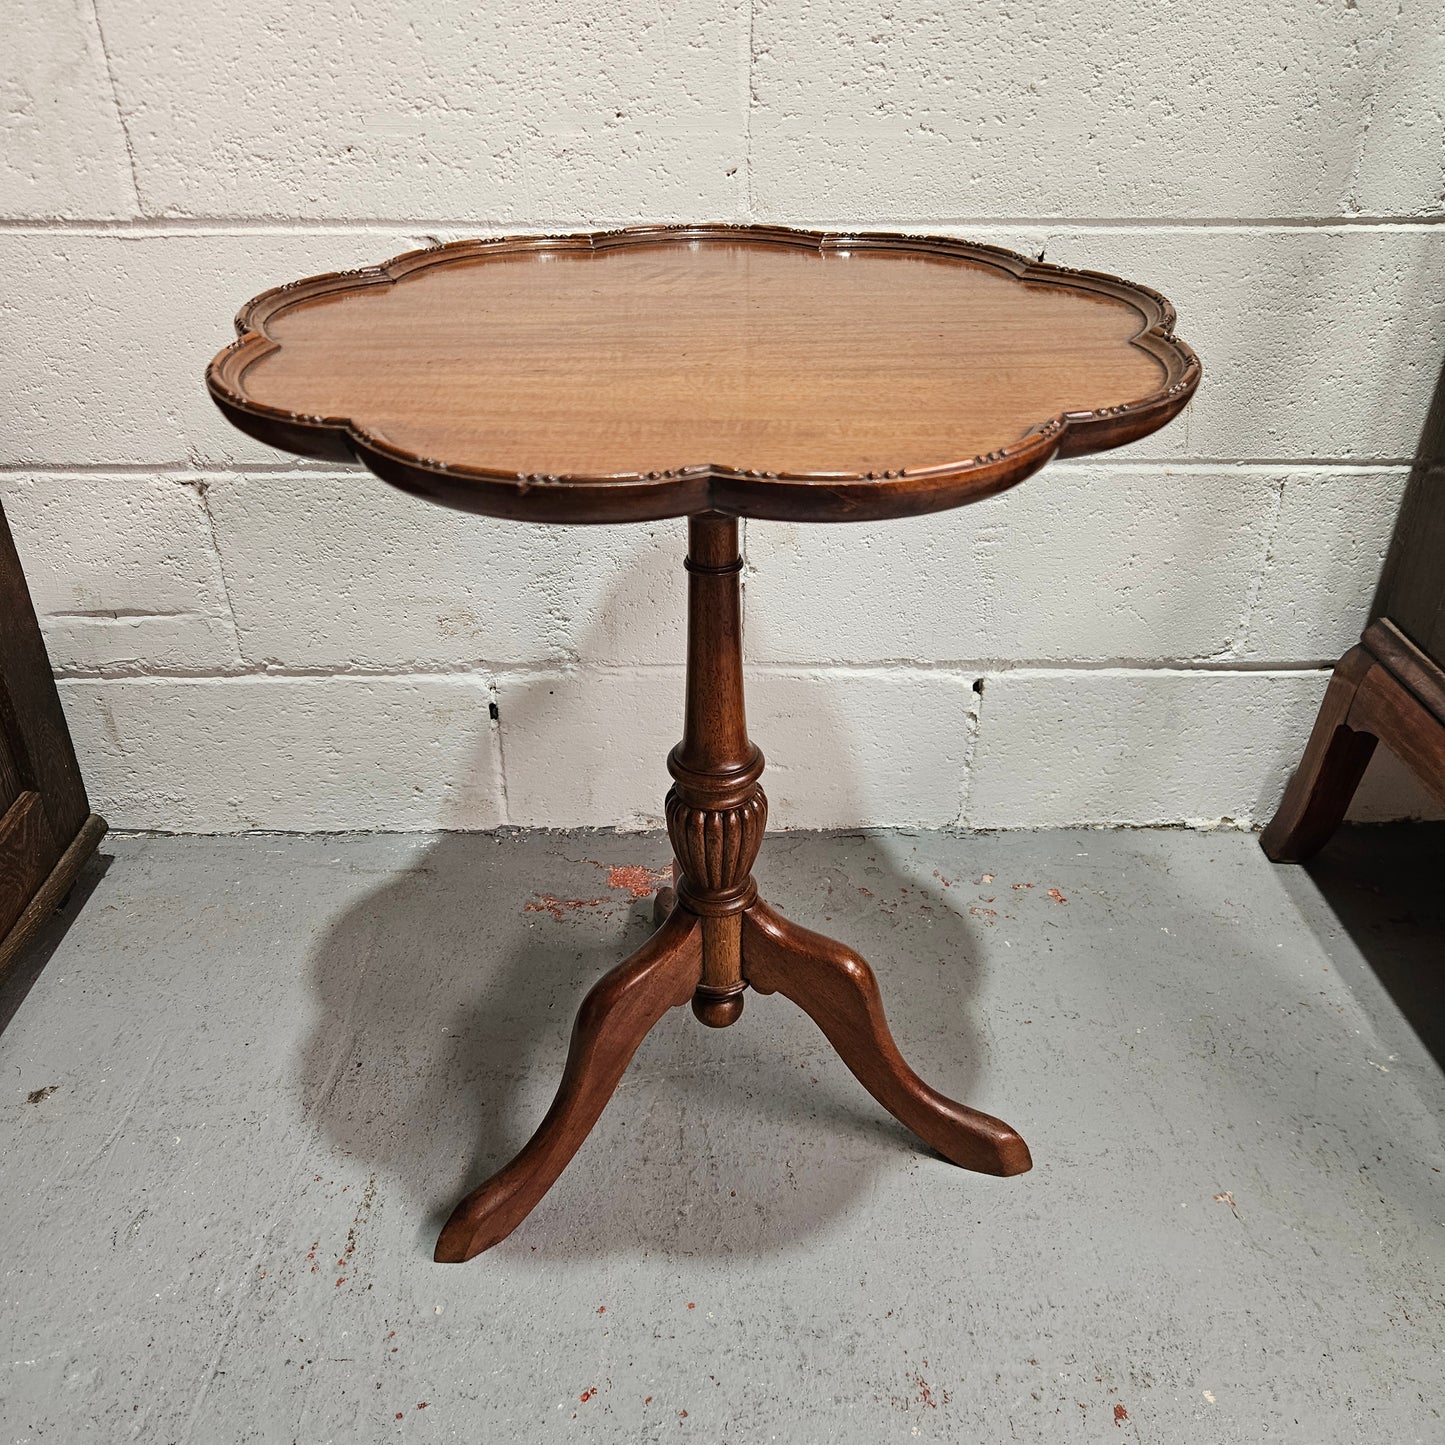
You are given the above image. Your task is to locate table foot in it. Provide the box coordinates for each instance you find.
[741,898,1032,1177]
[434,905,703,1263]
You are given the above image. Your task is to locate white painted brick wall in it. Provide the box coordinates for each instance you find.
[3,3,1442,832]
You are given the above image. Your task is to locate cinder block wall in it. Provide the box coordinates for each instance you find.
[3,2,1442,832]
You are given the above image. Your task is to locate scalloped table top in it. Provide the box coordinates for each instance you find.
[208,225,1199,523]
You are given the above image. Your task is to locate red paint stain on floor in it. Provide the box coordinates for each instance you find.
[579,1388,597,1402]
[1114,1403,1129,1425]
[1046,888,1068,904]
[525,894,607,921]
[605,864,673,898]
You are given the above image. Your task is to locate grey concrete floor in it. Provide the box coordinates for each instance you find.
[1,826,1442,1444]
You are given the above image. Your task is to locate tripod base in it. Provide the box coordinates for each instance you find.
[436,514,1030,1263]
[435,889,1031,1263]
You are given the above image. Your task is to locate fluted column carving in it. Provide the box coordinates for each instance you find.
[663,513,764,1026]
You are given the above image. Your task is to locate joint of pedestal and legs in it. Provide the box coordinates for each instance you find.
[664,749,768,1030]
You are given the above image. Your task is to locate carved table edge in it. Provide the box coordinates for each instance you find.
[205,223,1201,525]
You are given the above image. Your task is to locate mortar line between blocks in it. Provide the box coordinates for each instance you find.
[193,479,247,666]
[84,0,144,218]
[0,216,1441,233]
[743,0,757,222]
[956,673,985,829]
[51,660,1343,684]
[491,677,512,828]
[1226,474,1289,659]
[1341,0,1409,218]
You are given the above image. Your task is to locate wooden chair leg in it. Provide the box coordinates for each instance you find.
[434,905,703,1262]
[741,899,1031,1176]
[1260,643,1379,863]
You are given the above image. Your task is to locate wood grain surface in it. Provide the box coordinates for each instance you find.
[209,225,1200,524]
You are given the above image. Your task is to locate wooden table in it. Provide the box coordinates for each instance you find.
[208,225,1200,1262]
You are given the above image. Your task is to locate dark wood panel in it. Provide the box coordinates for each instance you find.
[1350,665,1445,809]
[0,727,20,814]
[0,497,106,980]
[0,792,58,939]
[0,813,106,980]
[0,502,90,849]
[1365,619,1445,724]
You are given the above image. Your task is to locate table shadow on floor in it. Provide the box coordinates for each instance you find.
[298,830,999,1263]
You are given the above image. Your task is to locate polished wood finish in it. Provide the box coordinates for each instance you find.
[0,501,106,979]
[1261,620,1445,862]
[435,905,704,1262]
[742,900,1032,1176]
[668,514,764,1028]
[209,225,1199,524]
[209,227,1201,1260]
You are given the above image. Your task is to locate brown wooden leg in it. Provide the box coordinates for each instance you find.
[1260,643,1378,863]
[434,906,703,1262]
[741,899,1032,1176]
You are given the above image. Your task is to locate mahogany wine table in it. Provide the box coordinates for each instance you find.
[208,225,1200,1262]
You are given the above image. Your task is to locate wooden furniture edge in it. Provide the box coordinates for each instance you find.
[0,812,107,980]
[1363,618,1445,724]
[206,223,1201,524]
[1260,617,1445,862]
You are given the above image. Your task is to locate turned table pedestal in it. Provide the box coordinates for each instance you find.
[208,225,1200,1261]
